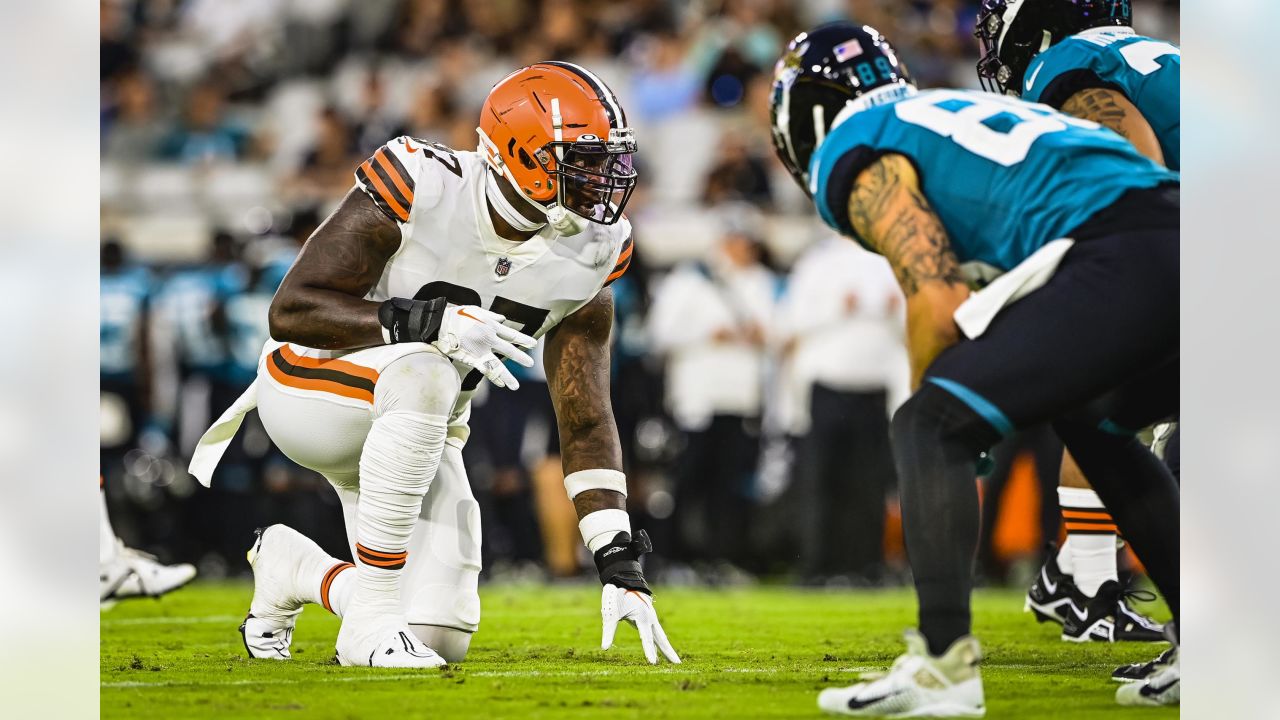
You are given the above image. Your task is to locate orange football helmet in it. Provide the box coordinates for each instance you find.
[478,61,636,228]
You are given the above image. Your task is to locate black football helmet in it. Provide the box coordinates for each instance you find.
[975,0,1133,95]
[770,22,913,194]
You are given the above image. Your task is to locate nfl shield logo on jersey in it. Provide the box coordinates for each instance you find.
[495,257,512,277]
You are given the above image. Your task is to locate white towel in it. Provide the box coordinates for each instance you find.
[954,238,1075,340]
[188,379,259,487]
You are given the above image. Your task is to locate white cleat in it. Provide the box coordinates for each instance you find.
[241,525,325,660]
[818,630,985,718]
[336,621,447,668]
[101,540,197,601]
[1116,647,1179,706]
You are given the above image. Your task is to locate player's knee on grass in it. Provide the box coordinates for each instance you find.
[410,625,472,663]
[374,351,462,418]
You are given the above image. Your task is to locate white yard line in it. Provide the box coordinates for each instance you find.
[102,667,780,689]
[101,660,1120,690]
[102,615,244,626]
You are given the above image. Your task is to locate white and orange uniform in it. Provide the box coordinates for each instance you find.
[191,137,633,632]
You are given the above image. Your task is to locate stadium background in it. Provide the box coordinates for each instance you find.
[99,0,1181,588]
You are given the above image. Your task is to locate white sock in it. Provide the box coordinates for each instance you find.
[1055,535,1075,576]
[100,486,118,565]
[351,411,448,616]
[1057,486,1118,597]
[317,561,355,616]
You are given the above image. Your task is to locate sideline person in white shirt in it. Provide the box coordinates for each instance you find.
[776,235,907,583]
[647,211,779,568]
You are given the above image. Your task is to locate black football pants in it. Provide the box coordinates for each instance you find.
[892,225,1179,655]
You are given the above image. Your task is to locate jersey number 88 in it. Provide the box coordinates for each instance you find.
[894,90,1098,167]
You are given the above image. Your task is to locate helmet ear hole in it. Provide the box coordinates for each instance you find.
[517,148,537,170]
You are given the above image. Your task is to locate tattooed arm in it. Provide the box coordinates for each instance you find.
[1061,87,1165,166]
[846,153,971,389]
[268,187,404,349]
[543,288,625,520]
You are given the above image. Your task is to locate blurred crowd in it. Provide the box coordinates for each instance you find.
[100,0,1180,584]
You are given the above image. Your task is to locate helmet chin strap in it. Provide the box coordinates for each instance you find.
[483,169,546,234]
[546,97,589,235]
[546,204,587,235]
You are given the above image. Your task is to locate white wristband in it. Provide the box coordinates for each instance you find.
[579,508,631,553]
[564,468,627,501]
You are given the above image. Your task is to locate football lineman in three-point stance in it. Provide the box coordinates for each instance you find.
[191,62,678,668]
[771,21,1178,716]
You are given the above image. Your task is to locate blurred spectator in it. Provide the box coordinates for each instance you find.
[690,0,787,77]
[353,71,409,156]
[103,70,167,163]
[539,0,590,59]
[286,107,358,203]
[148,231,243,455]
[702,133,774,208]
[404,83,460,146]
[398,0,465,57]
[159,80,247,163]
[100,239,154,477]
[647,207,779,570]
[777,236,906,583]
[100,0,139,83]
[631,28,702,122]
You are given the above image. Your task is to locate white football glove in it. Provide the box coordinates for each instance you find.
[601,584,681,665]
[433,305,536,390]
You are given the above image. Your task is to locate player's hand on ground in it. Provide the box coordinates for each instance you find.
[601,584,680,665]
[433,305,536,389]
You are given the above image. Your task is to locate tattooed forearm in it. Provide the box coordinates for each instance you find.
[544,289,626,518]
[847,154,964,296]
[269,186,403,349]
[1061,87,1165,166]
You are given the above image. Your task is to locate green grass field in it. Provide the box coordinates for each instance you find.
[101,581,1174,719]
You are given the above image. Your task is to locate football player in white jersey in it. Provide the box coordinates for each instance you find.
[189,62,679,668]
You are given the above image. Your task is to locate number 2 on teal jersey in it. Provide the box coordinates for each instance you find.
[1119,40,1180,75]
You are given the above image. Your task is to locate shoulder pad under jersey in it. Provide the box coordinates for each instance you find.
[603,217,634,287]
[354,136,458,223]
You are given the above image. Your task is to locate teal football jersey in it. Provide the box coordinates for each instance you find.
[1022,29,1180,170]
[810,88,1177,274]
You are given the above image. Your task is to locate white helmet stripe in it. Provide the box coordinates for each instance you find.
[997,0,1027,52]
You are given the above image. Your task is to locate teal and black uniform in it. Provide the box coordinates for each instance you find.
[1021,28,1179,170]
[810,87,1177,275]
[808,84,1178,438]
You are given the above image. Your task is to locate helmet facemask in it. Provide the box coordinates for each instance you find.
[975,0,1029,95]
[478,112,636,236]
[538,128,637,226]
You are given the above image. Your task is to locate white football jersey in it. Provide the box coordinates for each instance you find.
[353,135,633,393]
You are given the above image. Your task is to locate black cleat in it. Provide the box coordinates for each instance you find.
[1024,545,1079,626]
[1112,646,1176,683]
[1112,586,1166,641]
[1062,579,1165,643]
